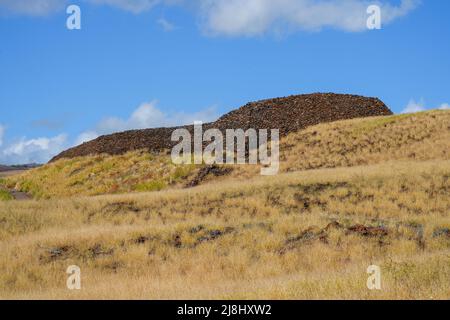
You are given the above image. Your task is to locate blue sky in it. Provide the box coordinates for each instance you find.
[0,0,449,164]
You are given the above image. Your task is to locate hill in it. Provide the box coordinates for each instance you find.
[0,109,449,299]
[50,93,392,162]
[3,110,449,199]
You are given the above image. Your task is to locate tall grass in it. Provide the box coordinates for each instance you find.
[3,110,449,199]
[0,160,449,299]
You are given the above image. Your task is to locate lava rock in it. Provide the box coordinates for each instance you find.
[50,93,392,162]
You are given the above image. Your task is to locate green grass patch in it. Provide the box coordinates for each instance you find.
[134,180,167,192]
[172,165,195,181]
[0,190,13,201]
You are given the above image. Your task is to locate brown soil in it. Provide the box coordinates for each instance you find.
[50,93,392,162]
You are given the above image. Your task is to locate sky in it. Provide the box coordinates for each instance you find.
[0,0,449,164]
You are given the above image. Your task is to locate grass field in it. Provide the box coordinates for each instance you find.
[0,111,449,299]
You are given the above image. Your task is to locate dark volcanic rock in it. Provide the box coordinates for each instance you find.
[50,93,392,162]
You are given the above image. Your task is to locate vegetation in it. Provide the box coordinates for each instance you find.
[2,110,449,199]
[0,160,449,299]
[0,110,449,299]
[2,151,198,199]
[0,189,13,201]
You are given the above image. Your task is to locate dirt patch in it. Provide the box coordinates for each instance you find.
[9,190,32,200]
[0,186,31,201]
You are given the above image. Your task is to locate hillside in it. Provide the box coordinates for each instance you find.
[50,93,392,162]
[0,109,449,299]
[1,160,449,299]
[3,110,449,199]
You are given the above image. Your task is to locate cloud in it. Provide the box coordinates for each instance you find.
[0,0,161,15]
[439,103,450,110]
[0,134,68,165]
[0,100,218,164]
[88,0,160,14]
[401,99,426,114]
[197,0,420,36]
[400,99,450,114]
[0,0,67,16]
[75,131,99,145]
[1,0,419,36]
[157,17,177,31]
[0,125,5,147]
[76,100,218,145]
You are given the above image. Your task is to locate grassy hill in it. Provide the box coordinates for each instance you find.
[2,110,449,199]
[0,110,449,299]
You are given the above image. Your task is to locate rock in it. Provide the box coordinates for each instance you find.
[50,93,392,162]
[347,224,388,237]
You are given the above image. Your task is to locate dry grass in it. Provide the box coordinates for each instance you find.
[279,110,450,171]
[3,110,449,199]
[0,160,449,299]
[1,110,449,299]
[2,152,197,199]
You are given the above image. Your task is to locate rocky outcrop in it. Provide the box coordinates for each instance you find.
[50,93,392,162]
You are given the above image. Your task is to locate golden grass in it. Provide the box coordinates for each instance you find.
[3,110,449,199]
[0,160,449,299]
[1,110,449,299]
[278,110,450,172]
[2,151,197,199]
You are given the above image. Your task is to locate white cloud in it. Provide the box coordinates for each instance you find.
[88,0,160,14]
[439,103,450,110]
[157,17,177,31]
[0,0,161,15]
[97,101,218,133]
[0,0,67,16]
[198,0,420,36]
[1,0,419,36]
[0,100,214,163]
[75,100,218,146]
[400,99,450,114]
[0,101,216,164]
[401,99,426,114]
[0,134,68,165]
[75,131,99,145]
